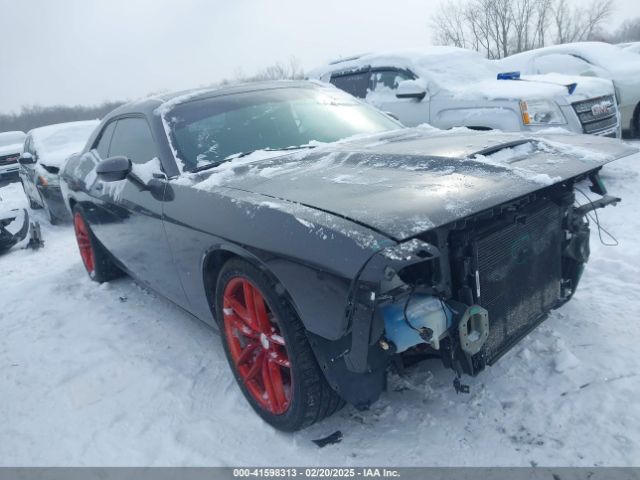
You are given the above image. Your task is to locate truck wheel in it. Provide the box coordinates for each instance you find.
[72,205,123,282]
[215,258,344,431]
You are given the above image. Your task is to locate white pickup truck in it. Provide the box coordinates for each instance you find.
[309,47,621,138]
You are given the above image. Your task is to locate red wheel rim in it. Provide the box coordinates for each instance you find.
[73,212,95,275]
[222,277,292,415]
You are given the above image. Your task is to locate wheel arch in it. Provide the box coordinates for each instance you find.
[632,101,640,136]
[201,244,305,328]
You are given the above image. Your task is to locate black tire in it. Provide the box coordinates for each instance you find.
[215,258,344,431]
[72,205,123,283]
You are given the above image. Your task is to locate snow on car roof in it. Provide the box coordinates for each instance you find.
[310,46,498,85]
[310,47,592,100]
[501,41,640,73]
[30,120,100,168]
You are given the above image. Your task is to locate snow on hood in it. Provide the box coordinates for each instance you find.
[173,126,639,240]
[0,142,24,157]
[0,131,26,157]
[30,120,100,168]
[310,47,609,101]
[521,73,615,101]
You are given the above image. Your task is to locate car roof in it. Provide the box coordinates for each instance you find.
[108,80,325,119]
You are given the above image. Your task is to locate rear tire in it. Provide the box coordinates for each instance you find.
[72,205,123,283]
[215,258,344,431]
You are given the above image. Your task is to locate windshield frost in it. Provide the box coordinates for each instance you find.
[167,86,400,172]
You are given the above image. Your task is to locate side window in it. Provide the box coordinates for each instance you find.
[94,121,116,159]
[533,54,593,76]
[108,117,158,165]
[329,71,371,98]
[369,69,415,93]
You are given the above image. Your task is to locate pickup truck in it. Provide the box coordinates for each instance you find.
[309,47,621,138]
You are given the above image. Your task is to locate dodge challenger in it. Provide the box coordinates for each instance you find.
[59,80,638,431]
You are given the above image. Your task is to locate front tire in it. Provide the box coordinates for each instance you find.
[72,205,123,282]
[215,258,343,431]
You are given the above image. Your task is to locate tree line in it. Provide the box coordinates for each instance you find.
[0,57,305,133]
[3,7,640,134]
[432,0,639,59]
[0,102,125,134]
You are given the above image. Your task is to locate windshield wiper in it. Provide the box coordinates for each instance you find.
[190,145,317,173]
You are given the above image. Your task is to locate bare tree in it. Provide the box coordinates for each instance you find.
[432,0,614,58]
[599,16,640,42]
[553,0,614,43]
[239,56,304,82]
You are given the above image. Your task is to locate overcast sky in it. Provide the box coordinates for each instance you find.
[0,0,637,114]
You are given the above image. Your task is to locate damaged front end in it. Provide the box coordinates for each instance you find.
[0,209,30,255]
[326,169,618,408]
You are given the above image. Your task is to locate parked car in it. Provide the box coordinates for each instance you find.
[618,42,640,55]
[309,47,621,138]
[59,81,638,431]
[0,131,26,181]
[498,42,640,136]
[19,120,99,224]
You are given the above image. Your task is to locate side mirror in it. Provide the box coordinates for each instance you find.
[396,80,427,100]
[18,152,36,165]
[96,156,132,182]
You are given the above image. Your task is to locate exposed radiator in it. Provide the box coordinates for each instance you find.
[473,201,563,363]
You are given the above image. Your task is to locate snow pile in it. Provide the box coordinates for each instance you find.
[30,120,100,168]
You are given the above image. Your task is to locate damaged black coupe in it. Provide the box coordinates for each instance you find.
[59,81,638,431]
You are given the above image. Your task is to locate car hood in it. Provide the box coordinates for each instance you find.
[0,143,23,157]
[522,73,615,102]
[187,128,638,241]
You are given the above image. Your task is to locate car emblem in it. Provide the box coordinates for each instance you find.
[591,101,612,116]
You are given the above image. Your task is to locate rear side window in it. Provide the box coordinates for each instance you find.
[94,122,116,159]
[370,69,415,92]
[108,118,158,165]
[330,71,371,98]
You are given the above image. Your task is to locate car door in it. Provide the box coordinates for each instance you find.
[366,68,427,127]
[18,135,39,203]
[89,116,189,307]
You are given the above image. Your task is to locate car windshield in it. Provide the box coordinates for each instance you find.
[166,86,401,172]
[0,132,26,147]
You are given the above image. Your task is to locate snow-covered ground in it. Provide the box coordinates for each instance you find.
[1,144,639,466]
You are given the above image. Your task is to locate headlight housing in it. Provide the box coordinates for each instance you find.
[519,99,566,125]
[36,165,60,187]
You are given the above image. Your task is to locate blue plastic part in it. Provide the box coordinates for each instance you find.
[381,294,453,353]
[497,71,521,80]
[567,83,577,95]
